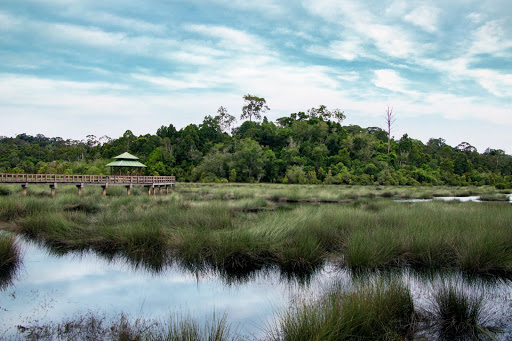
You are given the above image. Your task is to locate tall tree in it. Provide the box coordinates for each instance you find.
[215,106,236,134]
[384,106,396,154]
[241,94,269,122]
[332,108,346,124]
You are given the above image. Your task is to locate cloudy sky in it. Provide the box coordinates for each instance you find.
[1,0,511,152]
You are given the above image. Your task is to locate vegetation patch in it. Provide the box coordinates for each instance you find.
[1,187,512,277]
[0,232,22,289]
[269,279,415,340]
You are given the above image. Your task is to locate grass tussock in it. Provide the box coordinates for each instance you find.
[0,233,22,289]
[270,279,415,341]
[426,280,500,340]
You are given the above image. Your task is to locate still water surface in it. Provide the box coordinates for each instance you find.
[1,238,512,339]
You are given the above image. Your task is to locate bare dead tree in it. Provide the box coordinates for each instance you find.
[385,106,396,154]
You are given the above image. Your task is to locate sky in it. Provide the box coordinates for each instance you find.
[0,0,511,153]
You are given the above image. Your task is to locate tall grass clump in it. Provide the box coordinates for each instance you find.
[270,279,415,340]
[0,185,12,196]
[0,233,22,289]
[428,280,499,340]
[0,197,55,221]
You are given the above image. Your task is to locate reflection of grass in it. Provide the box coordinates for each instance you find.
[270,279,415,340]
[0,233,22,289]
[17,311,235,341]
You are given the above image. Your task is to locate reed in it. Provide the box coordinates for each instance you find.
[0,233,22,288]
[428,280,498,340]
[270,279,415,340]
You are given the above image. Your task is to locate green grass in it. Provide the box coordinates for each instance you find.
[428,280,499,340]
[0,233,22,289]
[1,185,512,277]
[478,193,510,201]
[269,279,415,340]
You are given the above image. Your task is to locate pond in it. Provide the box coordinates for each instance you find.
[1,238,512,339]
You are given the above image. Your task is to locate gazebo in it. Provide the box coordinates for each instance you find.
[106,152,147,175]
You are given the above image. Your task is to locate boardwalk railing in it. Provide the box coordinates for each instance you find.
[0,173,175,185]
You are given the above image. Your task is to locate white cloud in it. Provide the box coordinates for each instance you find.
[471,20,512,56]
[302,0,421,60]
[307,38,364,61]
[79,11,168,34]
[466,12,483,24]
[404,5,440,32]
[470,69,512,97]
[209,0,284,14]
[185,24,266,53]
[373,69,419,96]
[337,71,360,82]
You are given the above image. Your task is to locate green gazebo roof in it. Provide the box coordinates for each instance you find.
[106,152,147,168]
[114,152,139,160]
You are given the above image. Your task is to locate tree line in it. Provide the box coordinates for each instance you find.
[1,95,511,188]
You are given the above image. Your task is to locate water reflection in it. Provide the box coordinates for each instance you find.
[0,239,340,339]
[1,239,511,339]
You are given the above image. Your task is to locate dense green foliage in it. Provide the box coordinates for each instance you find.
[2,104,512,186]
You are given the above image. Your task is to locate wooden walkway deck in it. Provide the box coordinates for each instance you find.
[0,173,175,197]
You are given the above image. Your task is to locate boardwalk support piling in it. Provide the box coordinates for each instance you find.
[49,183,57,198]
[101,184,108,197]
[76,183,83,196]
[126,184,132,196]
[21,184,28,196]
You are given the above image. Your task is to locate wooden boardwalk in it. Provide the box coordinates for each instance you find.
[0,173,175,197]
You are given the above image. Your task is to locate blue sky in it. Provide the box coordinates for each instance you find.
[1,0,511,153]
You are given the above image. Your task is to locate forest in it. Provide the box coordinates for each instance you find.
[1,97,512,188]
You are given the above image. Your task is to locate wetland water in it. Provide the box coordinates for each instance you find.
[2,239,512,339]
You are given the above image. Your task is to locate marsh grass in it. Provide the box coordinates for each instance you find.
[2,185,512,277]
[478,193,510,201]
[270,279,415,340]
[0,185,12,196]
[0,233,22,289]
[16,311,237,341]
[427,280,500,340]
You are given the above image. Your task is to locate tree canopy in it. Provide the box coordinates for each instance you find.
[1,97,511,188]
